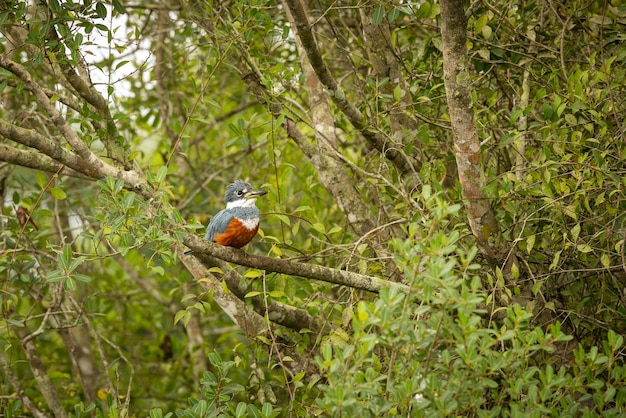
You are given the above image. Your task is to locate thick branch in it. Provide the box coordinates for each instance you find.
[41,15,131,168]
[183,235,410,294]
[12,324,68,418]
[359,6,417,135]
[283,0,420,185]
[181,246,319,376]
[0,119,91,173]
[0,55,146,194]
[281,1,384,240]
[0,143,90,179]
[439,0,517,276]
[180,255,271,337]
[196,253,321,332]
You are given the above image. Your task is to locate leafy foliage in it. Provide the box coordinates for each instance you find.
[0,0,624,416]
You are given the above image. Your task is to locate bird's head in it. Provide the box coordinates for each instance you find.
[224,180,268,208]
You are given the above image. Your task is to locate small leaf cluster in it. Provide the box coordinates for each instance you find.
[87,175,184,269]
[46,243,91,291]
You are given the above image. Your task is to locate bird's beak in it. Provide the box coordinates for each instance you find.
[244,189,268,199]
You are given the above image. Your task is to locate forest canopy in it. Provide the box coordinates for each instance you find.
[0,0,625,416]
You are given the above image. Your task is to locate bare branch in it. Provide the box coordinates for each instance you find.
[180,254,270,336]
[0,143,90,179]
[181,254,320,376]
[183,235,410,295]
[0,120,88,173]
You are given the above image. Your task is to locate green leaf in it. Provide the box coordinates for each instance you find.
[274,213,291,226]
[245,291,262,298]
[393,85,403,102]
[328,226,342,234]
[36,171,48,188]
[121,192,135,211]
[47,270,66,282]
[73,274,92,283]
[57,244,72,270]
[235,403,247,418]
[5,318,25,327]
[95,2,107,19]
[600,253,610,269]
[65,277,77,291]
[49,187,66,200]
[549,250,561,270]
[181,293,197,302]
[372,5,385,25]
[155,166,167,183]
[171,208,184,224]
[68,256,86,272]
[292,205,312,213]
[174,310,189,326]
[151,266,165,276]
[244,269,262,278]
[481,25,493,40]
[149,408,164,418]
[112,0,127,14]
[526,234,536,254]
[270,244,282,256]
[256,335,271,345]
[388,7,400,22]
[261,403,273,416]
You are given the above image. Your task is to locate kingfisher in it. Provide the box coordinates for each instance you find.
[186,180,267,253]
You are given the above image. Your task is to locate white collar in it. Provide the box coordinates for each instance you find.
[226,198,257,209]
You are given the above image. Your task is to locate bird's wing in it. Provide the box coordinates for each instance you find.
[204,209,235,242]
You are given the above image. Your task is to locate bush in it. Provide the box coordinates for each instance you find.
[315,190,626,417]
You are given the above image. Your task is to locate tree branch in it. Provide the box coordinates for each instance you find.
[181,242,319,376]
[439,0,518,279]
[283,0,421,185]
[196,253,322,332]
[12,323,68,418]
[180,254,268,337]
[0,353,47,418]
[0,143,90,179]
[183,235,410,294]
[0,54,146,194]
[0,119,90,174]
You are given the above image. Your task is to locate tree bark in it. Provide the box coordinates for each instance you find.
[183,235,410,294]
[439,0,518,279]
[12,324,68,418]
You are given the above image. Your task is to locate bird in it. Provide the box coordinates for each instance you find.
[185,180,267,253]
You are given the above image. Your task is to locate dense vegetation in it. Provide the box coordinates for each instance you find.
[1,0,625,416]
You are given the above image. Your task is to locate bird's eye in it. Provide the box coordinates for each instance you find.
[236,190,244,196]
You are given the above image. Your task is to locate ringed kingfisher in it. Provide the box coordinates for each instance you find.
[185,180,268,253]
